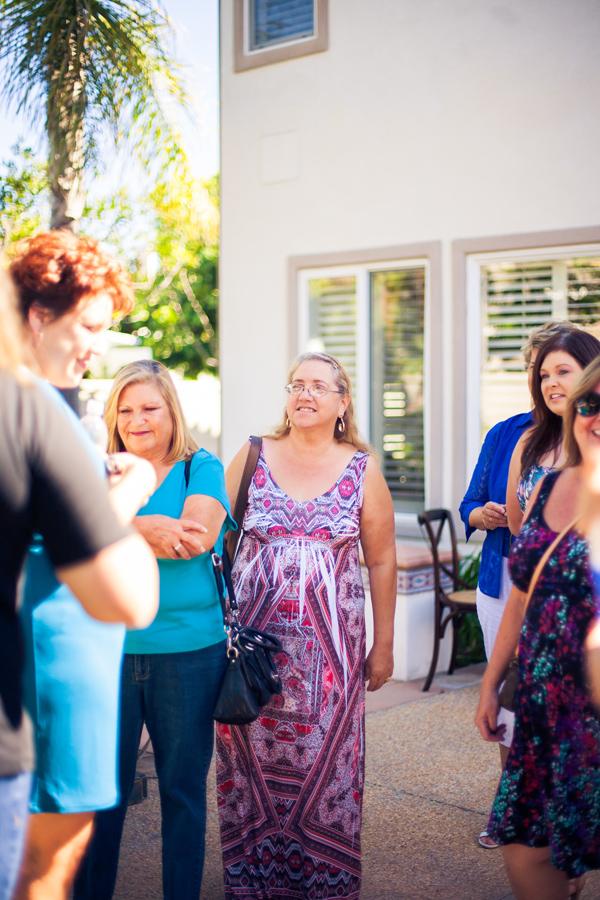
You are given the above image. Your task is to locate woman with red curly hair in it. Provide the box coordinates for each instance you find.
[9,231,145,900]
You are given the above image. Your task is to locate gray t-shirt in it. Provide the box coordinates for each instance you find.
[0,371,130,776]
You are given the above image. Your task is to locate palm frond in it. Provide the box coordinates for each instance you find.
[0,0,190,172]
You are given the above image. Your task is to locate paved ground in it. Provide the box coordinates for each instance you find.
[112,666,600,900]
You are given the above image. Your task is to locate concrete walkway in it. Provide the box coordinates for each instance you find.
[112,666,600,900]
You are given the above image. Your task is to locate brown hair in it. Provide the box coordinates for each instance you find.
[9,231,134,321]
[522,329,600,475]
[0,266,26,375]
[269,351,371,454]
[105,360,199,465]
[563,356,600,468]
[521,319,581,368]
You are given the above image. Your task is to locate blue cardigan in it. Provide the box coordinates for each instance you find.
[459,412,532,599]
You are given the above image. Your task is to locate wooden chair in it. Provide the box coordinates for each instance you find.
[417,508,478,692]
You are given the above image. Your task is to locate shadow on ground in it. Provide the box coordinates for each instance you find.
[112,681,600,900]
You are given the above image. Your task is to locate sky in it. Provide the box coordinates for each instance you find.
[0,0,220,180]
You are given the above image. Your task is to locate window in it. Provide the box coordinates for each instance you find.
[371,269,425,513]
[479,254,600,439]
[299,262,427,514]
[234,0,328,71]
[250,0,315,50]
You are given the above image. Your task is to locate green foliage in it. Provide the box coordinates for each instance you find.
[117,172,220,377]
[0,144,49,247]
[458,550,481,590]
[0,144,220,377]
[455,550,486,668]
[120,242,219,377]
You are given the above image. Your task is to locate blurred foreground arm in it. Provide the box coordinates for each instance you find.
[107,453,157,526]
[57,535,159,628]
[583,447,600,706]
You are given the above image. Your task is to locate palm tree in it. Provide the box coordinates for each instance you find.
[0,0,188,231]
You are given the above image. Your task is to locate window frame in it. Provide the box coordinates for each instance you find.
[290,243,442,535]
[234,0,328,72]
[452,226,600,519]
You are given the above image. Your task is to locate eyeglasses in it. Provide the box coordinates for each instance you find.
[574,391,600,417]
[285,382,344,398]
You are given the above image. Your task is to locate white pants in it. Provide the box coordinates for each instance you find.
[476,556,514,748]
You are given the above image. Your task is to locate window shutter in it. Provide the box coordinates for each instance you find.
[251,0,315,50]
[371,268,425,513]
[481,256,600,438]
[307,275,358,393]
[567,260,600,326]
[484,262,554,372]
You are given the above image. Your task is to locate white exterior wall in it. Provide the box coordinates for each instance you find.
[220,0,600,506]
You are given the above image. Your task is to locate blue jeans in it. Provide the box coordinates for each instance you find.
[0,771,32,900]
[73,642,227,900]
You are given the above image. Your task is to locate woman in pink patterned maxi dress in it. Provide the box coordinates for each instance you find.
[216,352,397,900]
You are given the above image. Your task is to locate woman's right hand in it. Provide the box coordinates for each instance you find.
[480,501,508,531]
[134,513,208,560]
[475,681,506,743]
[107,453,157,526]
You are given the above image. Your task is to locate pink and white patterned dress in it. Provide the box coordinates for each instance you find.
[216,448,369,900]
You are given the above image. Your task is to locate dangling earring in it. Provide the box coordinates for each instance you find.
[337,416,345,433]
[286,416,291,428]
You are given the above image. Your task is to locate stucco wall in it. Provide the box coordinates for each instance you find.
[219,0,600,497]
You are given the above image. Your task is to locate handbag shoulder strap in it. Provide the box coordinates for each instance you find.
[224,435,262,564]
[184,454,193,489]
[524,513,581,611]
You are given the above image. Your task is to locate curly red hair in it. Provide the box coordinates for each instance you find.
[9,231,134,321]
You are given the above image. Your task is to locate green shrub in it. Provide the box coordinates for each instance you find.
[455,550,486,667]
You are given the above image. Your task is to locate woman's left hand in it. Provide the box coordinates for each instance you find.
[365,643,394,692]
[474,682,506,743]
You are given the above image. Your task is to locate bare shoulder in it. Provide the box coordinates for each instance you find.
[226,441,253,477]
[362,455,393,505]
[225,440,256,507]
[363,453,385,483]
[509,429,533,474]
[513,428,534,456]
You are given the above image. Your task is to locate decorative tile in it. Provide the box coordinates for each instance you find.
[361,565,453,596]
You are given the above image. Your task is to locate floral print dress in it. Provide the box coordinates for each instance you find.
[488,470,600,877]
[216,449,369,899]
[516,462,554,512]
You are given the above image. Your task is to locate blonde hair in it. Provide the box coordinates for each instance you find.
[563,356,600,468]
[105,360,199,464]
[269,351,371,454]
[0,266,27,376]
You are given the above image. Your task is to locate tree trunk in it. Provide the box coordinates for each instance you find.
[47,68,85,232]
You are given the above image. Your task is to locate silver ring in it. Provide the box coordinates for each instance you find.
[174,543,183,554]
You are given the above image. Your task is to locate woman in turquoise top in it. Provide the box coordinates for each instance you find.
[10,231,159,900]
[74,360,234,900]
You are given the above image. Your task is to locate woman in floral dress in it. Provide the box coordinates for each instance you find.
[475,356,600,900]
[216,352,397,900]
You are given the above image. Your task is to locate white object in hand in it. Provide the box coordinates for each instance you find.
[80,398,109,454]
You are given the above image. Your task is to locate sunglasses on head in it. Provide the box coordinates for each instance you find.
[574,391,600,417]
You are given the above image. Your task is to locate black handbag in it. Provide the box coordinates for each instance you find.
[497,656,519,713]
[211,549,283,725]
[198,436,283,726]
[183,439,283,725]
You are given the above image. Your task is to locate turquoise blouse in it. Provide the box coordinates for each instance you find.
[125,450,235,655]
